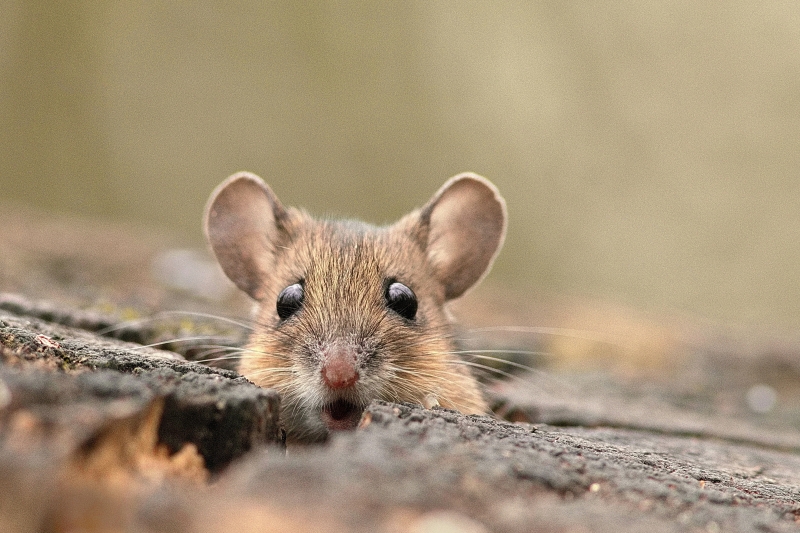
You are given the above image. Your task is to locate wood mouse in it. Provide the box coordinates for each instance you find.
[204,171,506,442]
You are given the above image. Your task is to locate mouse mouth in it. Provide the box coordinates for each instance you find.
[320,399,364,431]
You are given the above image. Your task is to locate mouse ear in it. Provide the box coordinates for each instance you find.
[420,173,507,300]
[204,171,287,301]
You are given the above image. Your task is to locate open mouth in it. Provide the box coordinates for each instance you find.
[320,399,364,431]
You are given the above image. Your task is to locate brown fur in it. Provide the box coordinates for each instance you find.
[205,172,506,442]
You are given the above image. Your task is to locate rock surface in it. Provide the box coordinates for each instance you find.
[0,306,283,471]
[2,207,800,532]
[2,300,800,532]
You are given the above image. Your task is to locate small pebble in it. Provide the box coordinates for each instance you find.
[745,384,777,413]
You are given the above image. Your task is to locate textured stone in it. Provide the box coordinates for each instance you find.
[0,308,283,473]
[2,299,800,532]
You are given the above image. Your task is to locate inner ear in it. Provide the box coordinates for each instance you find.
[420,173,507,300]
[204,171,287,301]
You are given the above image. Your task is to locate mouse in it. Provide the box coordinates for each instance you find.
[204,171,506,442]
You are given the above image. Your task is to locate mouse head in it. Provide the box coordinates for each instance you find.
[204,171,506,441]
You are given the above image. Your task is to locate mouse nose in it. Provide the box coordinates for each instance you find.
[320,345,359,389]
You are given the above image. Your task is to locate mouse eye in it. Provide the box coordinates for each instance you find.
[277,283,304,320]
[386,281,417,321]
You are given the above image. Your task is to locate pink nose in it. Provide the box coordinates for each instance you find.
[321,345,359,389]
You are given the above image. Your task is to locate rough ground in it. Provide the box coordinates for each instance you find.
[2,205,800,532]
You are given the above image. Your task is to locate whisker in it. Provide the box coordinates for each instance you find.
[127,335,234,351]
[450,360,535,384]
[380,380,425,405]
[219,345,292,363]
[384,362,445,379]
[374,365,422,391]
[95,310,254,336]
[468,326,621,347]
[244,368,296,378]
[381,364,494,408]
[379,379,406,403]
[386,365,474,385]
[459,355,544,376]
[420,347,548,374]
[244,359,299,378]
[450,349,550,357]
[193,352,247,364]
[182,344,239,358]
[462,354,576,390]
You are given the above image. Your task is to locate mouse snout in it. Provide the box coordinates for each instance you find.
[320,344,359,390]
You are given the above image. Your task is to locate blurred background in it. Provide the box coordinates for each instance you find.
[1,1,800,334]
